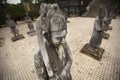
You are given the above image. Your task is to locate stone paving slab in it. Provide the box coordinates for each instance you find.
[0,17,120,80]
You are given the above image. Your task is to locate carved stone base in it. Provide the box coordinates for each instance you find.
[108,26,112,30]
[80,43,104,61]
[27,30,36,36]
[103,33,110,39]
[11,34,25,42]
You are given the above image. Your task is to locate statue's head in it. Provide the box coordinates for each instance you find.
[51,3,59,11]
[109,5,118,19]
[25,12,29,17]
[50,3,62,14]
[6,15,11,20]
[103,4,117,25]
[98,6,106,19]
[50,13,67,46]
[39,3,49,16]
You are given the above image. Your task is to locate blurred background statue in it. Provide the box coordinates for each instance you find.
[25,13,36,36]
[80,6,109,60]
[6,15,25,41]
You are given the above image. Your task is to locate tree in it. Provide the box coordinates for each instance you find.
[0,0,7,26]
[7,4,26,20]
[21,0,34,11]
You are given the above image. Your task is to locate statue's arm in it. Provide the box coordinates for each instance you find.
[62,42,73,73]
[94,19,103,31]
[45,11,52,32]
[36,19,53,77]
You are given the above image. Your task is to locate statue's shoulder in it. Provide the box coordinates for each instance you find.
[36,16,41,22]
[36,16,43,24]
[95,17,100,23]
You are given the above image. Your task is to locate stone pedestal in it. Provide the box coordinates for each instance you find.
[103,32,110,39]
[27,30,36,36]
[11,34,25,42]
[108,26,113,30]
[80,43,104,61]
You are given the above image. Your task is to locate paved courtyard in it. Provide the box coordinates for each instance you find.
[0,17,120,80]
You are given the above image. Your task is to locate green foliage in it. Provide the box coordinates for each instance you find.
[0,3,26,26]
[7,4,26,21]
[0,0,7,26]
[21,0,33,3]
[0,10,6,26]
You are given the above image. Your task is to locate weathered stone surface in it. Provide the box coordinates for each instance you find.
[34,3,72,80]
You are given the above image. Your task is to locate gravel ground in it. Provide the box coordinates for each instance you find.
[0,17,120,80]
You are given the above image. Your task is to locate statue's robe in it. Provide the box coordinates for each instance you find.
[25,16,34,30]
[89,17,104,47]
[6,19,19,34]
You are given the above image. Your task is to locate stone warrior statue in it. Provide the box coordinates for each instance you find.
[81,6,108,60]
[6,15,25,41]
[34,3,72,80]
[104,3,119,30]
[6,15,19,37]
[25,13,35,36]
[102,4,119,39]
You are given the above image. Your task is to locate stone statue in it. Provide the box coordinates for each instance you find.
[104,3,119,30]
[82,5,90,17]
[25,13,35,36]
[6,15,19,37]
[102,4,118,39]
[34,3,72,80]
[6,15,25,41]
[81,6,108,60]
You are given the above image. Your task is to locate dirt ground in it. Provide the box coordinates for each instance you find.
[0,17,120,80]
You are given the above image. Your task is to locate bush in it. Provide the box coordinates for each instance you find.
[28,10,39,20]
[0,3,26,27]
[7,4,26,21]
[0,10,6,26]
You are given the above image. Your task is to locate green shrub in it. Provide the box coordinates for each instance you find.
[7,4,26,21]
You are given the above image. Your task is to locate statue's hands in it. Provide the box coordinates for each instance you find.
[104,28,108,31]
[49,73,60,80]
[49,70,68,80]
[59,69,68,79]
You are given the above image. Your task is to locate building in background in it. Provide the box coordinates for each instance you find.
[59,0,92,16]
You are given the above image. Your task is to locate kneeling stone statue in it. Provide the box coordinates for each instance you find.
[34,3,72,80]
